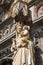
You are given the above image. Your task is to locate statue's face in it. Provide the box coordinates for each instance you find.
[17,26,22,33]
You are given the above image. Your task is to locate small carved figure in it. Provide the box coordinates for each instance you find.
[3,26,10,36]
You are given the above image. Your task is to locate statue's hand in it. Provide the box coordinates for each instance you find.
[16,43,22,48]
[11,45,17,52]
[12,46,17,50]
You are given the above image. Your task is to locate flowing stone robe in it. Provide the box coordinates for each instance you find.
[11,25,35,65]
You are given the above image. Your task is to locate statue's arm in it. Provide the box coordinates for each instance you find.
[11,38,16,52]
[21,36,29,42]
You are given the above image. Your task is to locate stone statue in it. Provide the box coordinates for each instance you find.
[11,22,35,65]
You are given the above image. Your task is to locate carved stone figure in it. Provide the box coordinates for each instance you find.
[11,22,35,65]
[3,25,10,36]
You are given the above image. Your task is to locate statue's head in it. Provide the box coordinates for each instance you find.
[16,22,22,33]
[21,25,30,39]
